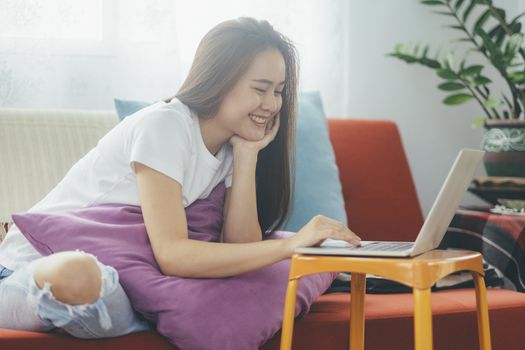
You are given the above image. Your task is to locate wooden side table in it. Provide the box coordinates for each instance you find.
[280,250,491,350]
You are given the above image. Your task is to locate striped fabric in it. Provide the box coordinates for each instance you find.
[441,209,525,291]
[0,108,118,224]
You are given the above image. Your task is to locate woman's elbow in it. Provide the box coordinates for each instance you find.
[157,257,196,278]
[157,258,179,276]
[156,245,196,278]
[154,242,188,277]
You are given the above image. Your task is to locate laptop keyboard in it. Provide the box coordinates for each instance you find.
[350,242,414,252]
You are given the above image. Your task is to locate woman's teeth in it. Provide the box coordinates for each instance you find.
[249,114,267,125]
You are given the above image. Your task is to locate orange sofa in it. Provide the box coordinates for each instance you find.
[2,118,525,350]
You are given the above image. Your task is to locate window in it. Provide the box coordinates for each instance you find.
[0,0,103,40]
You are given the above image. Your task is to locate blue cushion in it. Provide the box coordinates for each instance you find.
[114,98,151,120]
[283,91,347,231]
[113,92,347,231]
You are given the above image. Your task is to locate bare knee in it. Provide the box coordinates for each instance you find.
[32,251,102,305]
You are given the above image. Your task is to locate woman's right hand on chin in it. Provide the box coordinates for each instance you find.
[284,215,361,256]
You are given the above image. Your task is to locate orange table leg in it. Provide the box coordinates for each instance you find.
[413,288,433,350]
[280,278,299,350]
[350,272,366,350]
[472,272,492,350]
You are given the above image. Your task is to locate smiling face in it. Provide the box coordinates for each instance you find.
[212,48,286,142]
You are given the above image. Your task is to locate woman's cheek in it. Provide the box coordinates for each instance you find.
[251,94,263,108]
[276,98,283,113]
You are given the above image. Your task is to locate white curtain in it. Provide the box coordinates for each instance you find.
[0,0,351,117]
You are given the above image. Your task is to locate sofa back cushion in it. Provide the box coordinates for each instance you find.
[283,91,347,231]
[327,119,424,242]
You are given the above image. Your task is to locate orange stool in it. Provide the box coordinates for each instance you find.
[280,250,491,350]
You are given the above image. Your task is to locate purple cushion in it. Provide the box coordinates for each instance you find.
[12,182,337,350]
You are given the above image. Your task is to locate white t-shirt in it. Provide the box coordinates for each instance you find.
[0,98,233,271]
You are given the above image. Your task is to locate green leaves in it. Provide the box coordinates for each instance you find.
[420,0,445,5]
[488,24,506,48]
[462,0,477,22]
[437,68,458,80]
[438,82,465,91]
[462,64,483,76]
[454,0,465,11]
[387,43,443,69]
[473,76,492,86]
[509,71,525,84]
[433,11,456,17]
[485,11,524,50]
[389,0,525,119]
[509,11,525,32]
[420,57,442,68]
[475,27,522,70]
[482,97,502,109]
[388,52,417,63]
[443,93,473,105]
[471,116,487,128]
[504,33,523,62]
[473,9,491,33]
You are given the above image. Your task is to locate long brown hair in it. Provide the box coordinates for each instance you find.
[166,17,298,236]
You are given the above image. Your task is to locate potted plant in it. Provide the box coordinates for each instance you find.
[388,0,525,177]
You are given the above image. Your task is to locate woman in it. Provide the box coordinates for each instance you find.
[0,17,360,339]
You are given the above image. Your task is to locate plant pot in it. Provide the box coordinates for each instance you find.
[481,120,525,177]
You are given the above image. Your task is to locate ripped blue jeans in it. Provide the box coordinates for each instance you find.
[0,254,151,338]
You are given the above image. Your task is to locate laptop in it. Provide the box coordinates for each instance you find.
[294,148,485,258]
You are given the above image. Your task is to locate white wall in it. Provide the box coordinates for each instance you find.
[343,0,522,215]
[1,0,521,216]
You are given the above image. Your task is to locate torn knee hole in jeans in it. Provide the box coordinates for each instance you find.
[27,251,119,330]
